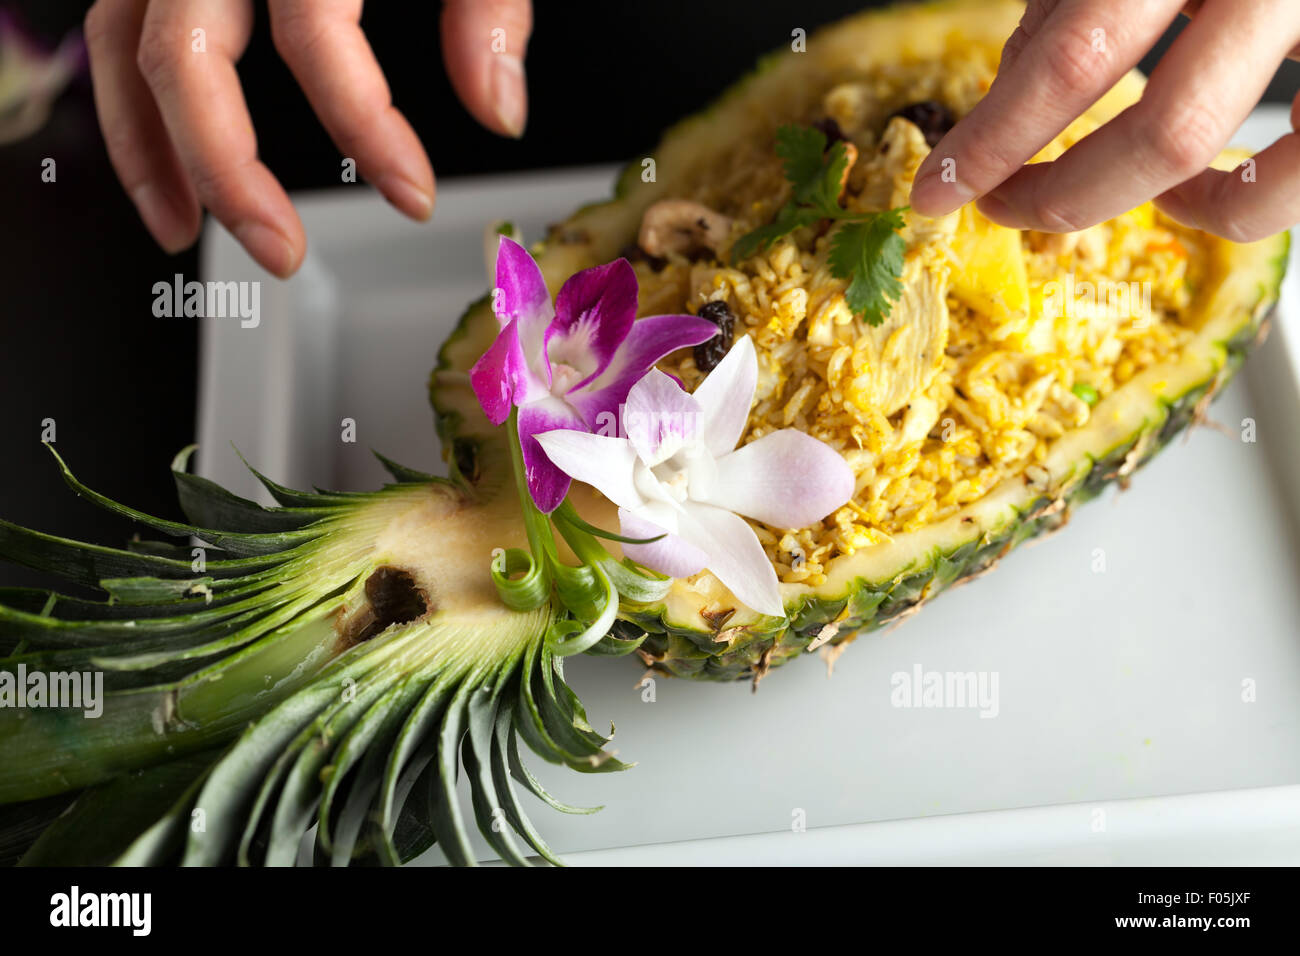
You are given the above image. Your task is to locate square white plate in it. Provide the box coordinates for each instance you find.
[198,108,1300,865]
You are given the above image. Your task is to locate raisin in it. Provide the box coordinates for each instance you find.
[698,299,735,329]
[887,100,956,148]
[693,300,736,372]
[812,117,847,148]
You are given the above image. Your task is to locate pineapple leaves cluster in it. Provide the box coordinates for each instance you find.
[0,445,622,866]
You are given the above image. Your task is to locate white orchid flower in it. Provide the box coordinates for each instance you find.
[534,336,854,617]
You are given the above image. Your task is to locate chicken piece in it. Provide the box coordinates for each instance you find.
[896,394,941,447]
[848,255,950,417]
[856,117,959,246]
[822,82,875,137]
[840,117,955,418]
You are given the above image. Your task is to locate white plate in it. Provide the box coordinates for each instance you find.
[198,107,1300,865]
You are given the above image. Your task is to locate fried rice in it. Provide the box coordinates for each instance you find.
[633,47,1209,588]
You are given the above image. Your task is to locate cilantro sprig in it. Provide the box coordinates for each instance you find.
[828,209,907,327]
[732,124,908,326]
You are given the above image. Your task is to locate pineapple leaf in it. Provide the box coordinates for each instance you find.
[20,750,220,866]
[371,450,438,485]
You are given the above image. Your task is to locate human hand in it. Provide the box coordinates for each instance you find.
[910,0,1300,243]
[85,0,533,277]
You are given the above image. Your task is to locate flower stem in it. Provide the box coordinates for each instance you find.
[507,408,557,563]
[489,410,555,611]
[494,412,671,645]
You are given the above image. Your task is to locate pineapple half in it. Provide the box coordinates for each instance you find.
[0,0,1288,865]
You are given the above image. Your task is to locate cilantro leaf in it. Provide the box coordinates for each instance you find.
[732,125,909,324]
[807,141,852,212]
[776,125,851,214]
[775,124,828,201]
[731,125,851,262]
[731,201,821,262]
[828,210,907,326]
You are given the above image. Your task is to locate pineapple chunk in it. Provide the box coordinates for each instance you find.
[949,204,1031,330]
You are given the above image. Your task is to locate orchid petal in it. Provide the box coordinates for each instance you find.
[545,259,639,386]
[533,428,643,513]
[517,398,586,513]
[634,499,683,536]
[494,238,553,387]
[632,459,684,511]
[690,335,758,457]
[494,235,551,328]
[469,318,545,425]
[702,430,855,528]
[676,503,785,617]
[622,369,703,467]
[618,508,708,579]
[566,314,718,427]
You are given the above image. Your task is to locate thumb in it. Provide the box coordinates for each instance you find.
[441,0,532,138]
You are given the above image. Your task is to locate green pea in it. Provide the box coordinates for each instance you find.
[1072,383,1099,406]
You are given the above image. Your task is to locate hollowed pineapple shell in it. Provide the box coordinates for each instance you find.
[431,0,1290,682]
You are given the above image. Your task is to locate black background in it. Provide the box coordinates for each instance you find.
[4,864,1286,938]
[0,0,1297,591]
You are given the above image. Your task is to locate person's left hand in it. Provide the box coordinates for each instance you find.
[85,0,534,277]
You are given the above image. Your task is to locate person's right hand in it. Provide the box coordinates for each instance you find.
[910,0,1300,243]
[85,0,534,278]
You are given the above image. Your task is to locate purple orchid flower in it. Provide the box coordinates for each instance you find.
[534,337,855,617]
[470,235,718,512]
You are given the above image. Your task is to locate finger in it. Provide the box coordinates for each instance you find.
[85,0,200,252]
[269,0,433,221]
[1190,1,1300,59]
[976,0,1300,233]
[910,0,1184,218]
[997,0,1061,73]
[1183,1,1298,58]
[1184,1,1299,60]
[137,0,305,277]
[1154,98,1300,242]
[440,0,532,138]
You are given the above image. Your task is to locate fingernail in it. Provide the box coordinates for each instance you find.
[976,192,1028,230]
[910,166,976,217]
[377,173,434,221]
[132,183,192,253]
[491,54,527,138]
[234,221,299,278]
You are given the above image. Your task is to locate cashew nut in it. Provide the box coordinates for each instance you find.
[837,142,858,202]
[638,200,732,257]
